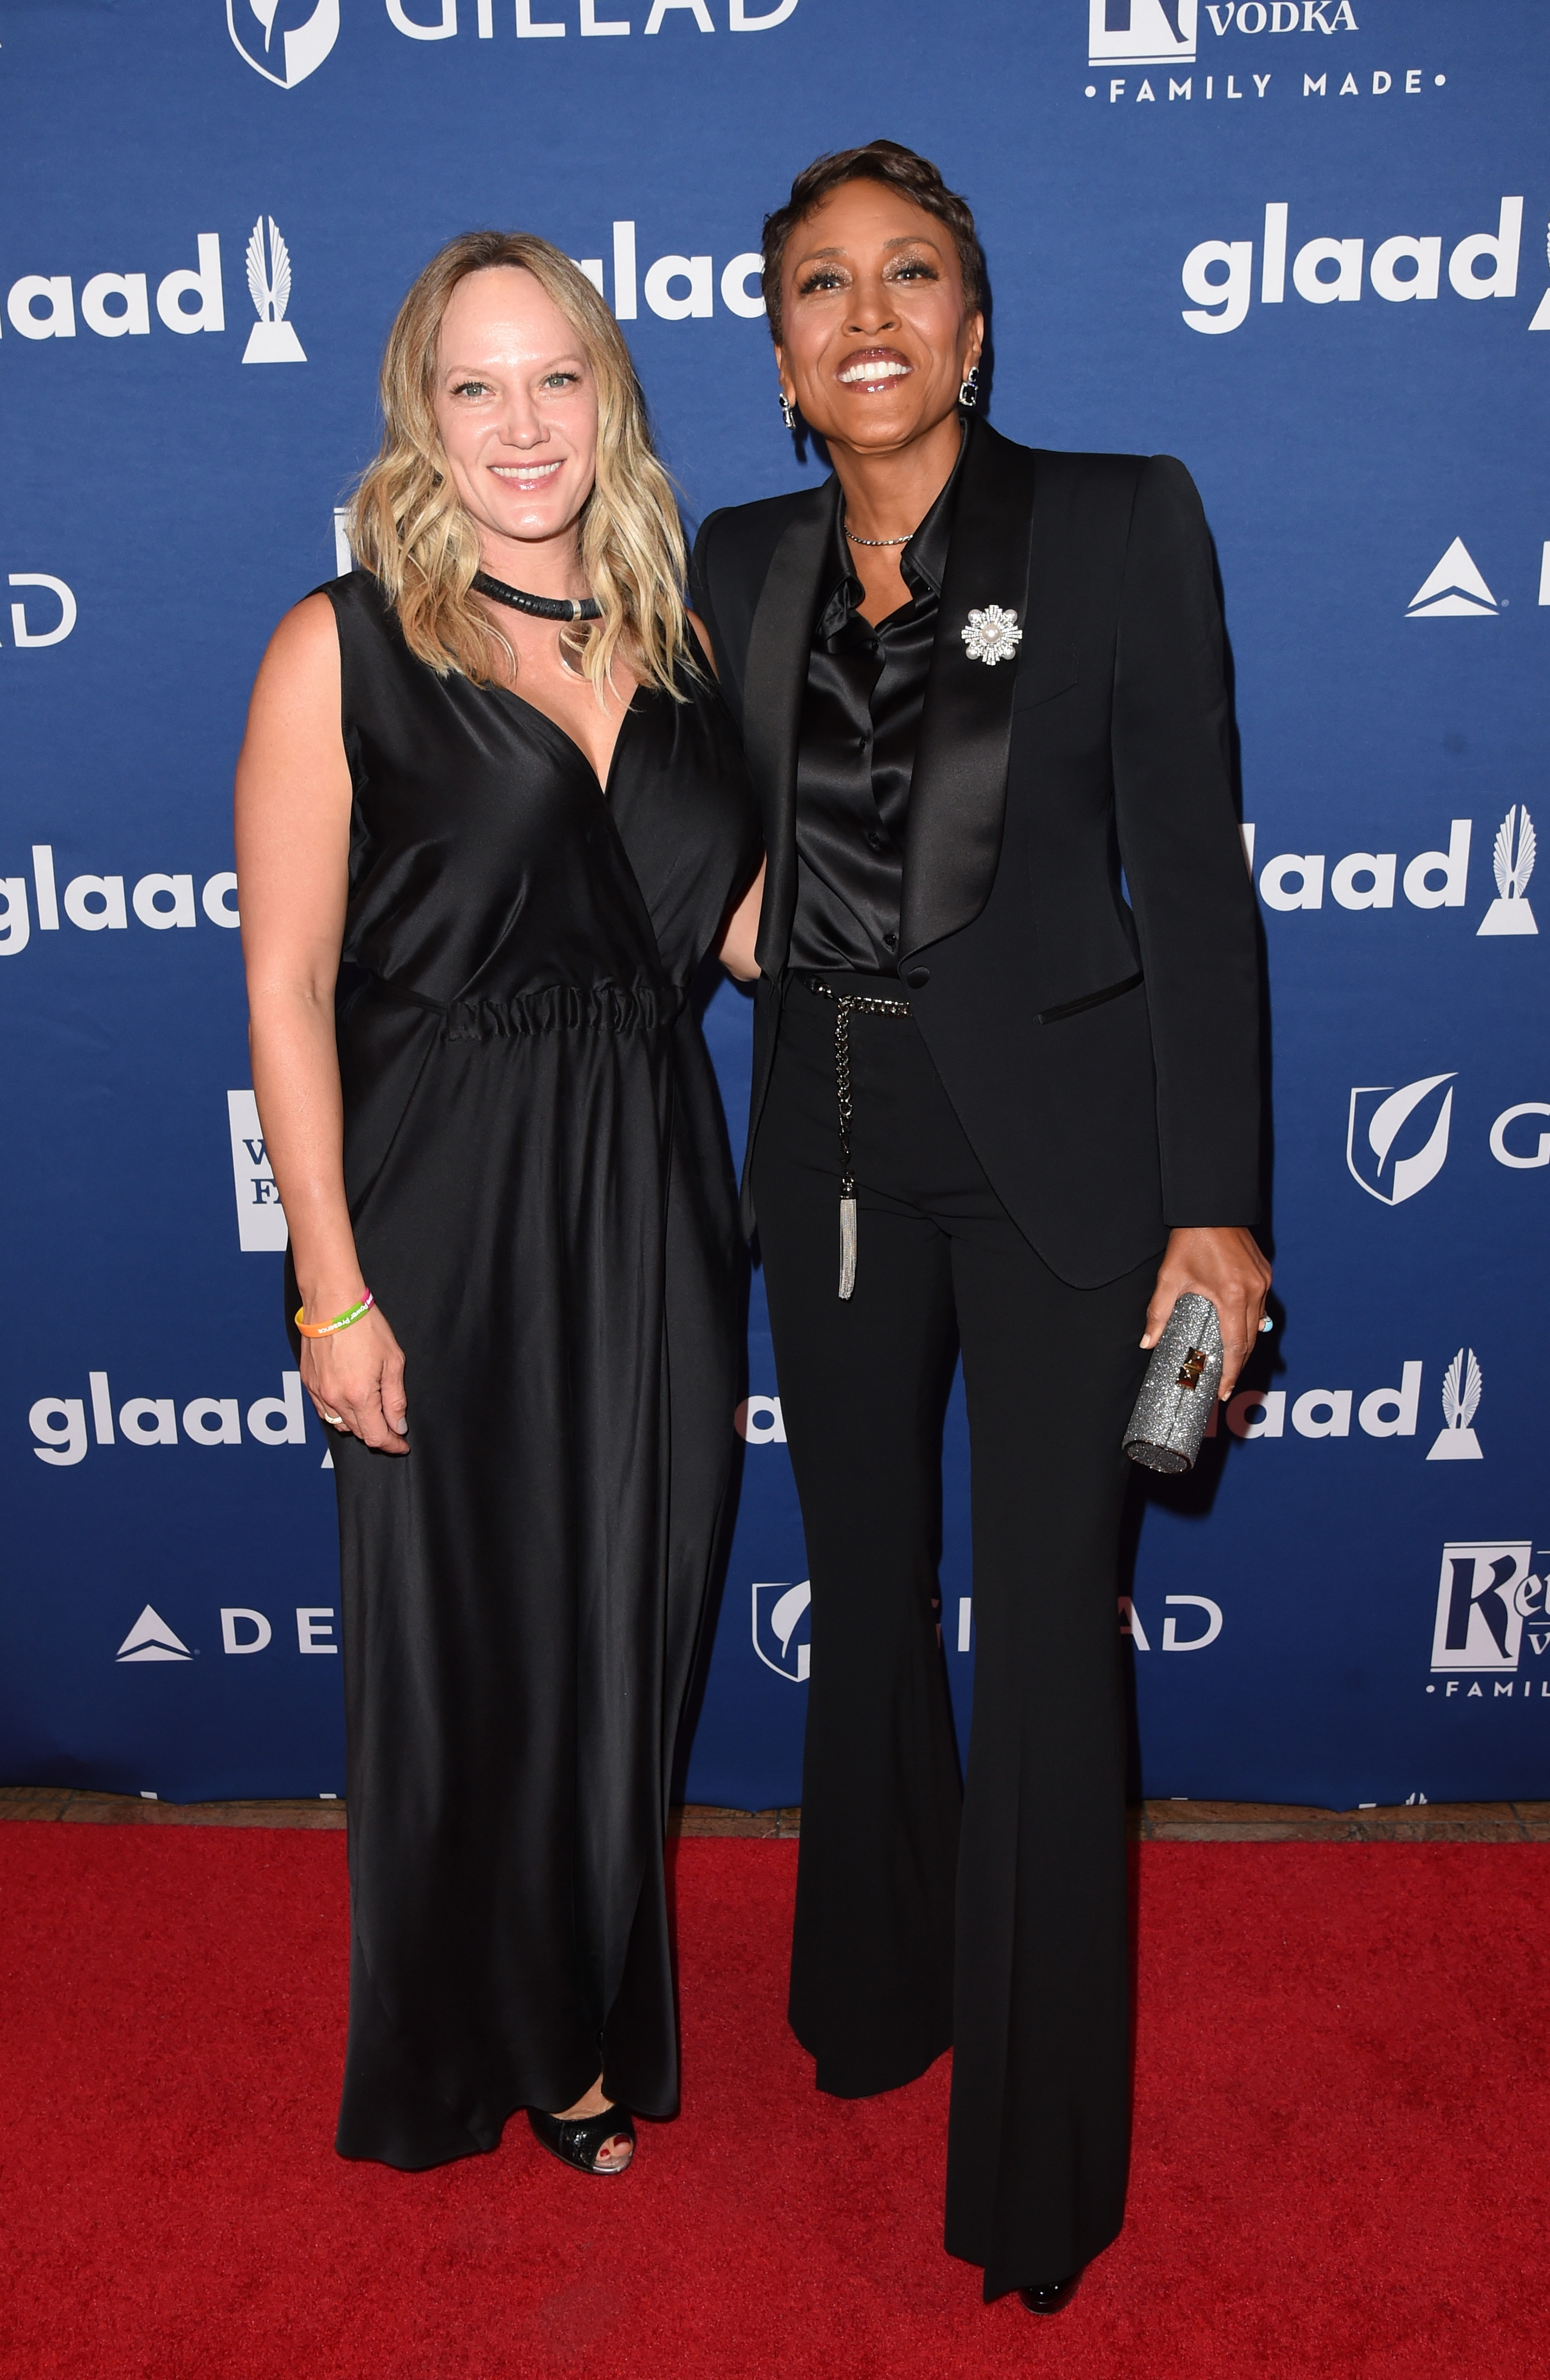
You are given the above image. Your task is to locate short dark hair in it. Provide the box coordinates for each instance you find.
[760,140,984,345]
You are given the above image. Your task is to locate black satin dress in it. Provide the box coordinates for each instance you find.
[312,572,759,2168]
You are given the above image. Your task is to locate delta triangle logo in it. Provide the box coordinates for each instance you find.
[116,1606,193,1663]
[1406,538,1499,620]
[227,0,339,90]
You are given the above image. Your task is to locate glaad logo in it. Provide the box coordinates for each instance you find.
[1426,1348,1483,1462]
[1346,1074,1454,1205]
[227,0,340,88]
[243,218,305,363]
[1430,1543,1540,1677]
[31,1371,307,1463]
[1089,0,1196,68]
[1479,807,1537,936]
[1250,819,1471,914]
[1182,199,1523,336]
[734,1395,786,1443]
[0,847,239,958]
[752,1580,810,1682]
[1406,538,1498,619]
[116,1606,193,1664]
[1120,1593,1223,1651]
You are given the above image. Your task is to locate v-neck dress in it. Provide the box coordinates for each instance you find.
[309,571,760,2167]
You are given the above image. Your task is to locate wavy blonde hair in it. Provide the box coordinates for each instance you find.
[348,231,690,698]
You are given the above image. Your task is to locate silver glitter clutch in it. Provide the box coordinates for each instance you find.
[1123,1293,1224,1475]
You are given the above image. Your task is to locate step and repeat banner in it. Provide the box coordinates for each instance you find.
[1,0,1545,1811]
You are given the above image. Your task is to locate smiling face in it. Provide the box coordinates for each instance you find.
[431,265,599,573]
[774,180,982,459]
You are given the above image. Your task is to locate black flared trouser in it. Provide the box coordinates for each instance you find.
[752,975,1155,2300]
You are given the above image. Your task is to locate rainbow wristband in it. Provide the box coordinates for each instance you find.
[295,1290,375,1339]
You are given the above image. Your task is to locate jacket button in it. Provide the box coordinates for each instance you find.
[905,965,930,988]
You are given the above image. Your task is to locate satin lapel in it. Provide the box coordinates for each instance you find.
[741,479,838,977]
[899,423,1039,958]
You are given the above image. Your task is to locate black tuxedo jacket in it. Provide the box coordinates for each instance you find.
[692,419,1262,1289]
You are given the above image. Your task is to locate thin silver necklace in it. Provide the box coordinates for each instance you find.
[844,520,916,548]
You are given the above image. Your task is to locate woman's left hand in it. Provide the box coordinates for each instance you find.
[1142,1226,1272,1400]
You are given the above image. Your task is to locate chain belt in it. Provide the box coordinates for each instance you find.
[801,975,913,1300]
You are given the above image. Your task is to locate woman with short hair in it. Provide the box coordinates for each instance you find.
[236,232,761,2180]
[693,142,1268,2306]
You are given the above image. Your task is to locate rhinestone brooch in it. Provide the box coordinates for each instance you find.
[960,605,1024,666]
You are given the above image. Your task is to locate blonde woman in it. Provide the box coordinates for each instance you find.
[235,233,762,2180]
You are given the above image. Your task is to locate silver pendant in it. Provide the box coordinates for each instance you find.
[961,604,1024,666]
[838,1196,858,1301]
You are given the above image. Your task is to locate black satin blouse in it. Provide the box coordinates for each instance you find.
[787,443,964,973]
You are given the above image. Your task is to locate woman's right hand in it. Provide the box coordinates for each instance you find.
[300,1306,409,1452]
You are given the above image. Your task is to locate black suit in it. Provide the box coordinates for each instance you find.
[694,420,1261,2295]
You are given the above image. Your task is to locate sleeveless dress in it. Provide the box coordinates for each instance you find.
[310,572,760,2167]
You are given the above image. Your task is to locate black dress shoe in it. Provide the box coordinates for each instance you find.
[526,2104,635,2175]
[1018,2273,1081,2315]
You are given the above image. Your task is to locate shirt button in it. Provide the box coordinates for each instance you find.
[882,931,898,950]
[858,734,870,752]
[866,830,888,853]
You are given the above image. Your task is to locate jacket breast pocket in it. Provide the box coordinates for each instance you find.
[1011,643,1079,716]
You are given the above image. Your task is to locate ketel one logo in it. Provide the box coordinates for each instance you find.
[228,1090,288,1251]
[1430,1544,1545,1676]
[1346,1073,1454,1205]
[1479,805,1537,937]
[227,0,339,88]
[752,1580,810,1683]
[243,218,305,363]
[1089,0,1196,67]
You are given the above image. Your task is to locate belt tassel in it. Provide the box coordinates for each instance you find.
[803,977,912,1301]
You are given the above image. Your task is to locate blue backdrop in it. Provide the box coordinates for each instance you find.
[2,0,1545,1812]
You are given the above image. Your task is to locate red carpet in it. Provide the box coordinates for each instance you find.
[0,1828,1545,2379]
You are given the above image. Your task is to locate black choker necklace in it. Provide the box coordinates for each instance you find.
[473,570,601,623]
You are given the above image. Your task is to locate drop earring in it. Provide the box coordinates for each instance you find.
[958,364,981,411]
[778,387,797,431]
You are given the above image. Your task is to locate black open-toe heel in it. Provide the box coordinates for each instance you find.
[526,2104,636,2176]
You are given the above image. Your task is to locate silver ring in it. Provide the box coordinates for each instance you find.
[1257,1316,1274,1335]
[322,1411,344,1426]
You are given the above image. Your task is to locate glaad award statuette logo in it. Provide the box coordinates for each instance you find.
[243,218,305,364]
[1478,805,1537,937]
[1427,1348,1484,1462]
[228,0,339,89]
[1346,1073,1454,1206]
